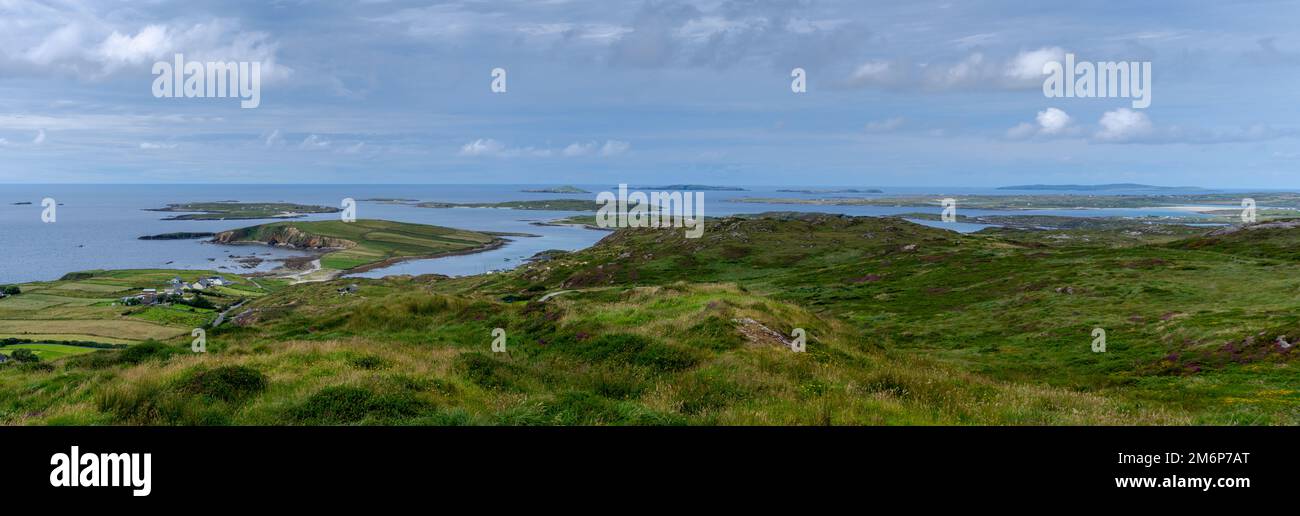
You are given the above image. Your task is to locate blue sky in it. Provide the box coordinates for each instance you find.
[1,0,1299,187]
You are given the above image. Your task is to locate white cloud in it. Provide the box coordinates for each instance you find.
[341,142,365,154]
[1095,108,1152,142]
[563,141,597,157]
[139,141,177,149]
[1007,108,1074,139]
[300,134,330,149]
[846,60,897,86]
[1004,47,1065,83]
[466,139,627,158]
[1036,107,1072,135]
[600,140,630,156]
[98,25,170,66]
[864,117,905,132]
[460,138,505,157]
[33,129,46,145]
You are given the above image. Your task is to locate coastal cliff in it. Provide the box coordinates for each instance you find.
[213,225,356,250]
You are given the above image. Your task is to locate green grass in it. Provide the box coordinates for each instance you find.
[0,343,100,360]
[2,213,1299,425]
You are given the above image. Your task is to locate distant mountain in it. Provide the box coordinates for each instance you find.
[997,183,1203,191]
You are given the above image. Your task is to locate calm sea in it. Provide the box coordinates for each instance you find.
[0,184,1228,283]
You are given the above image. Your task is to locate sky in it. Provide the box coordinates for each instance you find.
[1,0,1299,187]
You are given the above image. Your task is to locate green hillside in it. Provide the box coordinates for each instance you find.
[2,214,1299,425]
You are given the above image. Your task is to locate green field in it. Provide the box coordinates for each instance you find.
[1,343,100,360]
[0,269,271,345]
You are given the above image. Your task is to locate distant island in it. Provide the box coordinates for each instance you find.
[639,185,747,191]
[521,185,590,194]
[138,232,217,240]
[418,199,598,211]
[777,188,882,194]
[147,202,342,221]
[997,184,1203,191]
[212,219,505,281]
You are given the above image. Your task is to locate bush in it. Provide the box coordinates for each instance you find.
[347,354,388,370]
[453,352,526,390]
[117,341,179,365]
[568,333,698,373]
[1,285,20,296]
[9,349,39,363]
[176,365,268,403]
[289,386,435,425]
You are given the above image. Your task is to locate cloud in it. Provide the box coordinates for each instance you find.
[600,140,630,156]
[1004,47,1065,84]
[460,138,506,157]
[139,141,177,149]
[12,15,289,81]
[265,129,283,148]
[300,134,330,149]
[467,139,628,158]
[1036,108,1072,135]
[563,141,598,157]
[1094,108,1153,142]
[33,129,46,145]
[864,117,905,133]
[846,60,900,87]
[98,25,170,66]
[1007,108,1074,139]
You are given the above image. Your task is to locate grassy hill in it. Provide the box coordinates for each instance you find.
[213,219,504,272]
[2,214,1299,425]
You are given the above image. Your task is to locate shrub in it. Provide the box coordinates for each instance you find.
[289,386,434,425]
[347,354,388,370]
[453,352,526,390]
[176,365,268,403]
[9,349,39,363]
[568,333,698,373]
[117,341,179,365]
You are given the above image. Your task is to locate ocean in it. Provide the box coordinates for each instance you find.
[0,184,1228,283]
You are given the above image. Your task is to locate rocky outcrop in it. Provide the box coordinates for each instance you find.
[213,225,355,250]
